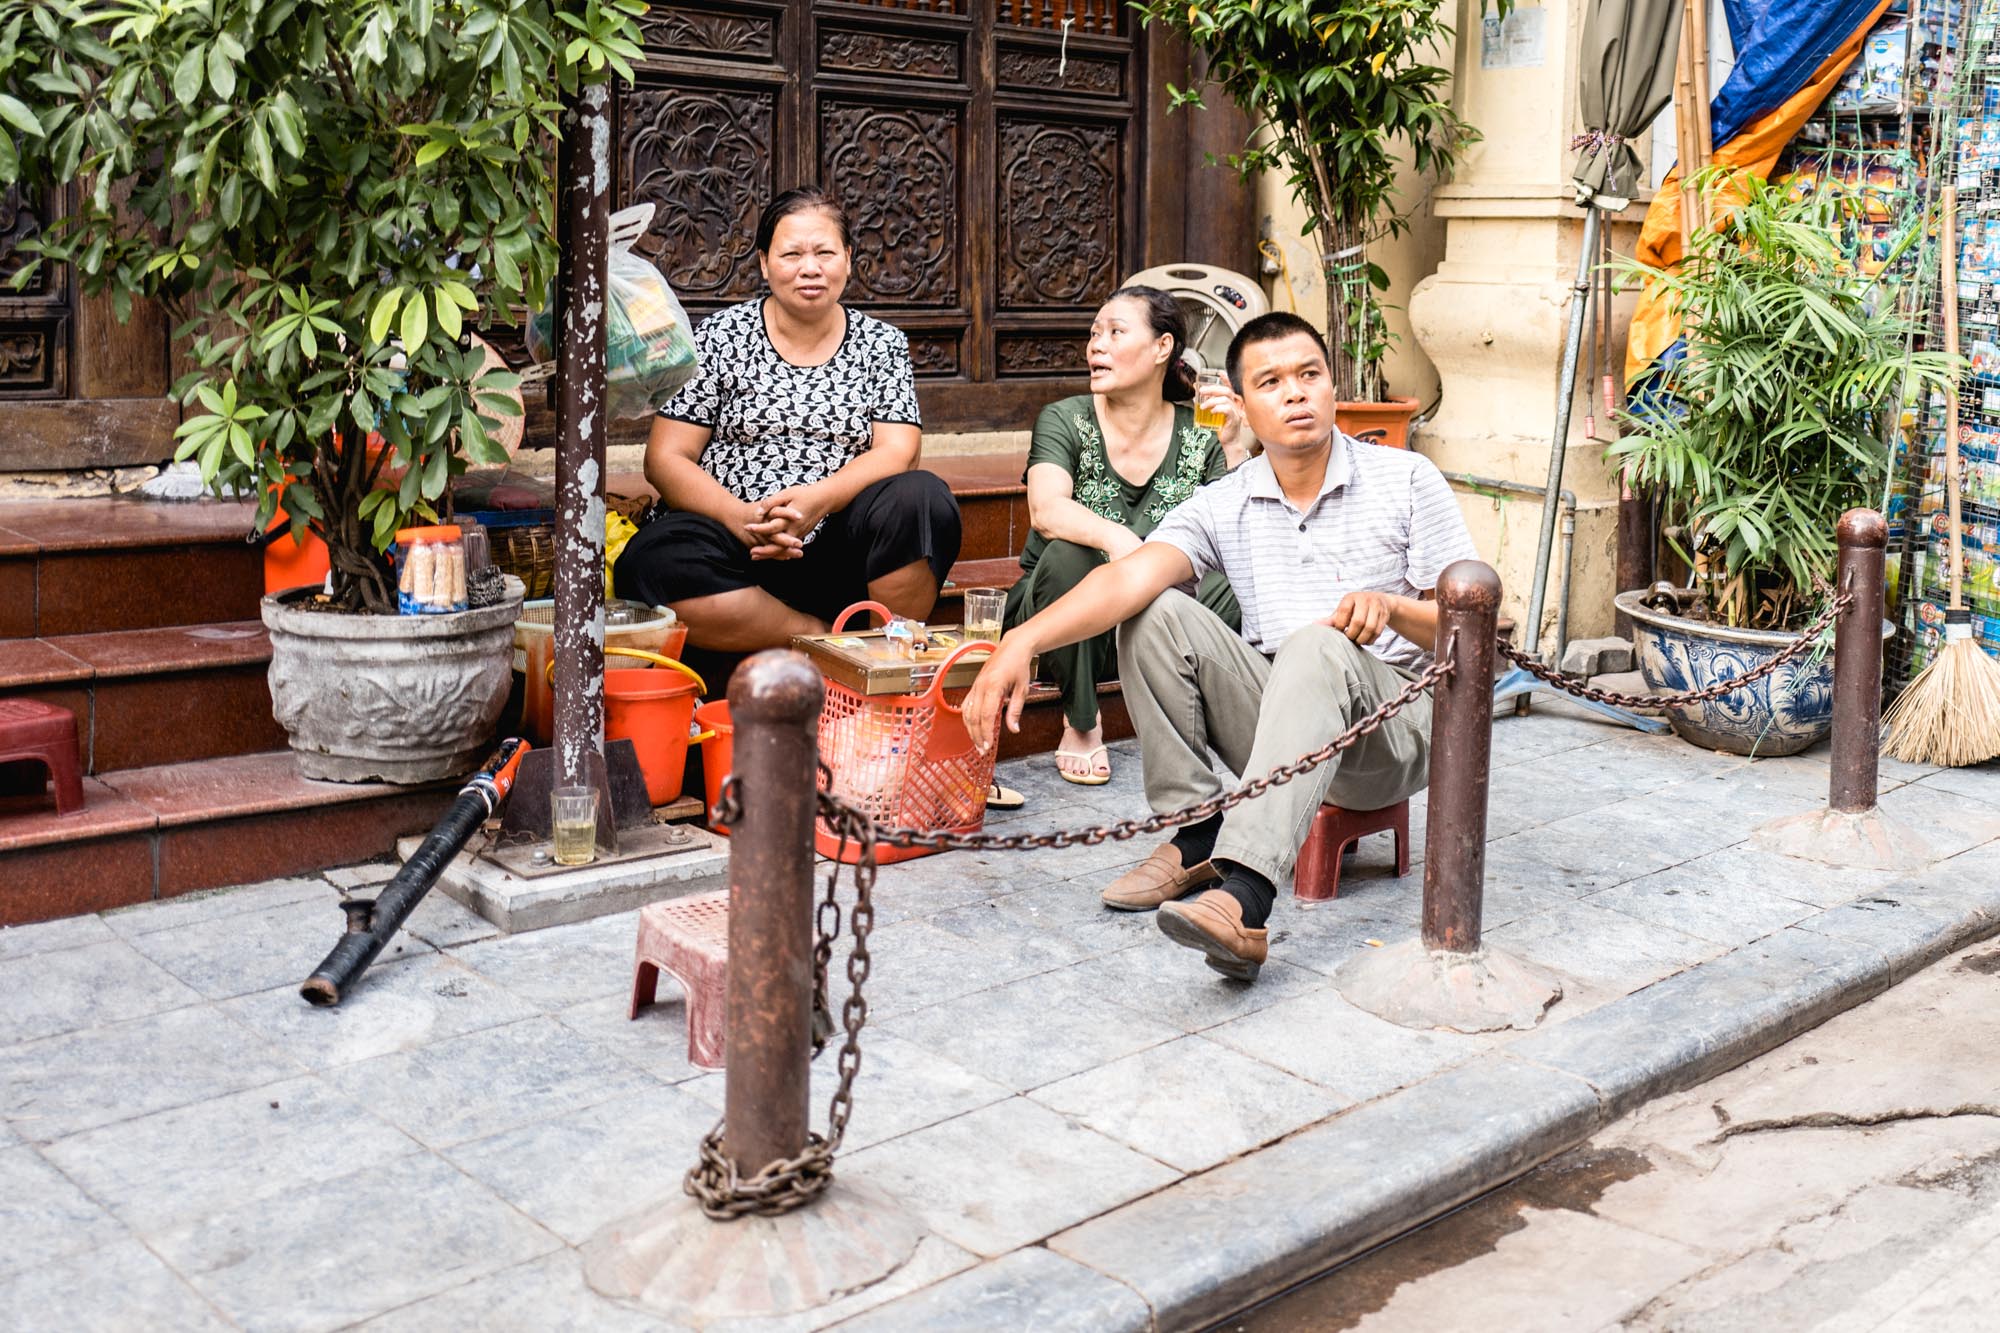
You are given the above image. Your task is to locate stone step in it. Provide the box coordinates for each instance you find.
[0,750,455,928]
[0,496,264,638]
[0,622,286,773]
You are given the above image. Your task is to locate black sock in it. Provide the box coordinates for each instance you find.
[1214,859,1277,929]
[1171,813,1223,867]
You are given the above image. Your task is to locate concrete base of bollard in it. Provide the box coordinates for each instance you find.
[1337,939,1564,1034]
[1751,806,1936,873]
[581,1178,923,1320]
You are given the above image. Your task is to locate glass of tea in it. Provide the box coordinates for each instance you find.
[551,785,598,866]
[963,587,1005,642]
[1194,369,1230,430]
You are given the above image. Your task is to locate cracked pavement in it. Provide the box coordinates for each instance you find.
[1233,936,2000,1332]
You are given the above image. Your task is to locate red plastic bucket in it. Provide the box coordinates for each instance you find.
[694,700,733,834]
[599,649,707,806]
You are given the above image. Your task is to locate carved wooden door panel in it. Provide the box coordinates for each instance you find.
[0,186,68,400]
[622,1,1151,433]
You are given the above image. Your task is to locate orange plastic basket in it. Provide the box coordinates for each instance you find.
[814,601,998,865]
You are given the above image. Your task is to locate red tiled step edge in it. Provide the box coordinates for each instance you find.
[0,750,454,927]
[0,622,286,773]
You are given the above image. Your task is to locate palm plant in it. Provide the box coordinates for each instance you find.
[1613,170,1956,629]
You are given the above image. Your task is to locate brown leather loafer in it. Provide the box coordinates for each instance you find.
[1100,843,1220,912]
[1156,890,1269,981]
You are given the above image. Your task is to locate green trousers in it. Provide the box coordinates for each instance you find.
[1004,538,1240,732]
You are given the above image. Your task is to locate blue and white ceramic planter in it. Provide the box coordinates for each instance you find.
[1614,589,1892,758]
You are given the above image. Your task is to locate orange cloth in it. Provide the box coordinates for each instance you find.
[1624,0,1893,386]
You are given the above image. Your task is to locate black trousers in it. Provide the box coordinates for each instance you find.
[614,470,962,626]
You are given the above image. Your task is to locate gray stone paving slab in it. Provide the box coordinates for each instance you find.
[1915,762,2000,806]
[859,917,1067,1020]
[0,1144,129,1283]
[1267,893,1424,980]
[327,1015,659,1150]
[1486,709,1620,766]
[41,1074,418,1236]
[1674,842,1907,910]
[0,911,112,963]
[844,1096,1178,1258]
[862,857,1023,927]
[980,874,1162,957]
[1872,781,2000,860]
[1028,1035,1336,1173]
[1486,899,1727,992]
[428,828,729,933]
[676,1031,1015,1153]
[877,965,1182,1093]
[1506,926,1896,1119]
[923,892,1130,968]
[1793,877,2000,982]
[0,1235,231,1332]
[1582,857,1822,949]
[155,1151,562,1332]
[551,992,713,1086]
[220,952,540,1071]
[1060,939,1327,1033]
[833,1244,1151,1333]
[1204,985,1495,1102]
[1477,837,1650,924]
[1046,1054,1604,1330]
[359,1249,683,1332]
[101,875,330,937]
[0,1005,300,1144]
[324,859,398,890]
[0,936,205,1044]
[450,909,643,1010]
[445,1084,720,1245]
[125,895,431,1001]
[399,885,503,948]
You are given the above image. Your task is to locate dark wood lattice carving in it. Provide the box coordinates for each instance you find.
[820,28,960,80]
[823,102,958,306]
[996,45,1121,97]
[641,6,774,59]
[0,186,47,295]
[905,332,961,376]
[997,119,1119,308]
[621,88,774,304]
[996,333,1086,374]
[997,0,1120,33]
[846,0,967,15]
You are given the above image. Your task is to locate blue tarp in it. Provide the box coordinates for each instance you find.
[1707,0,1887,147]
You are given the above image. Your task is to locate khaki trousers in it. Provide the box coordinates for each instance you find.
[1114,590,1433,885]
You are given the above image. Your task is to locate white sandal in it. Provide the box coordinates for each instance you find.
[1055,744,1112,786]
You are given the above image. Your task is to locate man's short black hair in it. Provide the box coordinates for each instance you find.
[1225,311,1329,392]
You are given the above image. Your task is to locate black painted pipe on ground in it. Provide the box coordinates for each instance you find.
[300,738,530,1007]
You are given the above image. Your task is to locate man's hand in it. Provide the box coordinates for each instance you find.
[745,483,833,561]
[963,633,1036,753]
[1324,590,1397,645]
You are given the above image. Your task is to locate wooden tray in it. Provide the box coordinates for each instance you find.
[791,625,1007,696]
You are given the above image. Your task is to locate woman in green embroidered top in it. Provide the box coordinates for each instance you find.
[1005,286,1249,785]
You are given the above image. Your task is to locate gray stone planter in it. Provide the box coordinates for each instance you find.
[1615,587,1892,757]
[262,578,524,783]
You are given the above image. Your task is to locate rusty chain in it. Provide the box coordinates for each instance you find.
[680,590,1850,1217]
[682,768,876,1221]
[1494,591,1850,712]
[877,648,1456,851]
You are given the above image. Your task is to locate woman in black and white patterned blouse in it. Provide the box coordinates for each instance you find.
[616,188,962,658]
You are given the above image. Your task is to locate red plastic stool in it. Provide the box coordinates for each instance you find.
[629,889,729,1069]
[0,698,84,816]
[1292,799,1410,901]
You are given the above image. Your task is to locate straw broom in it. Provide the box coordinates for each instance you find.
[1883,184,2000,766]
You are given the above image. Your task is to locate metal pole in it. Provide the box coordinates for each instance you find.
[722,650,824,1176]
[1524,204,1603,658]
[1422,559,1501,954]
[552,78,612,788]
[1829,509,1887,815]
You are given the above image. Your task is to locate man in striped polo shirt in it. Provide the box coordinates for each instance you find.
[965,312,1478,981]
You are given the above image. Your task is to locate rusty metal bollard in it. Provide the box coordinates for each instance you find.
[722,651,824,1177]
[1422,559,1502,954]
[1829,508,1886,816]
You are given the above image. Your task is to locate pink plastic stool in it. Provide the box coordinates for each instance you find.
[0,698,84,816]
[1292,799,1410,901]
[629,889,729,1069]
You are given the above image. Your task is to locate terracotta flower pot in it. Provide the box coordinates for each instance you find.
[1335,395,1421,449]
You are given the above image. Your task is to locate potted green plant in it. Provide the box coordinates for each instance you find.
[1,0,643,781]
[1611,170,1951,755]
[1133,0,1486,442]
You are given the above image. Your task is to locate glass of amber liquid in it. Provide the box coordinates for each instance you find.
[1194,369,1229,430]
[963,587,1005,643]
[551,786,598,866]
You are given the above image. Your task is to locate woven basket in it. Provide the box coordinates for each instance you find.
[489,523,555,599]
